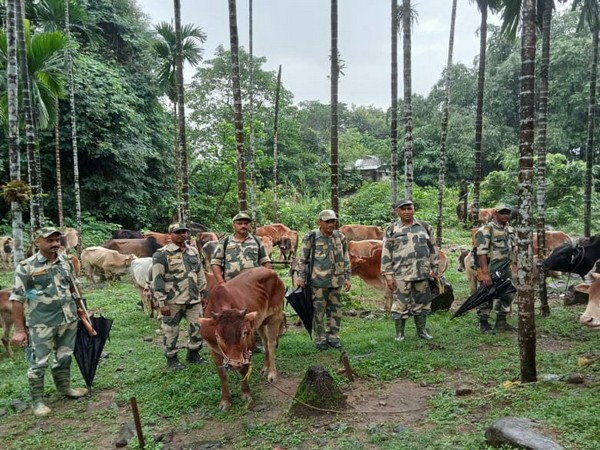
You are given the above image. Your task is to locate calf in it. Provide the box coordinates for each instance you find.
[0,236,13,269]
[199,267,284,411]
[81,246,137,283]
[339,224,383,241]
[575,272,600,330]
[129,257,155,317]
[0,288,13,356]
[102,237,161,258]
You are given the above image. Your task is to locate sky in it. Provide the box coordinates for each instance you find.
[136,0,503,109]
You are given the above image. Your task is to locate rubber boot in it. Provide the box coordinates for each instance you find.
[494,315,517,332]
[52,369,88,398]
[166,355,186,371]
[415,316,433,340]
[394,318,406,342]
[186,348,207,365]
[30,377,51,417]
[479,319,496,334]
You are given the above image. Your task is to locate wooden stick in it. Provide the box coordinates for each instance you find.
[130,397,145,450]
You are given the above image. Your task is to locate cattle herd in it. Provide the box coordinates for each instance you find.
[0,223,599,410]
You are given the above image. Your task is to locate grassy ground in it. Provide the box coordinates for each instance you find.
[1,250,599,449]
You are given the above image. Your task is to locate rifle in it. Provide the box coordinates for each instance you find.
[71,281,97,337]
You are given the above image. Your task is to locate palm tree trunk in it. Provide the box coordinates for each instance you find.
[174,0,190,222]
[517,0,537,383]
[16,0,43,230]
[7,0,25,263]
[436,0,457,247]
[65,0,82,250]
[584,30,599,238]
[54,97,64,227]
[228,0,247,211]
[536,0,553,315]
[330,0,340,214]
[473,4,488,225]
[273,65,282,222]
[248,0,258,221]
[172,100,182,222]
[402,0,413,200]
[390,0,399,208]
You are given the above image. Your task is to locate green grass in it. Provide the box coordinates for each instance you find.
[0,264,599,449]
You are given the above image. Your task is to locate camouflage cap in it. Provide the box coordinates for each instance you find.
[494,203,512,213]
[35,227,61,239]
[394,199,414,208]
[168,222,189,233]
[232,212,252,222]
[318,209,337,221]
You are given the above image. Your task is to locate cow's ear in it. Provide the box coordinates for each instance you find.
[592,272,600,281]
[245,311,258,322]
[198,317,213,327]
[575,283,590,294]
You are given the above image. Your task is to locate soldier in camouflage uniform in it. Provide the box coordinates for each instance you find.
[296,210,351,350]
[381,199,439,342]
[211,212,271,283]
[10,227,88,417]
[153,223,208,370]
[475,204,517,333]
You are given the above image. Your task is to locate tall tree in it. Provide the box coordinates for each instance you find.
[16,0,43,229]
[153,20,205,222]
[6,0,25,263]
[471,0,501,224]
[228,0,247,211]
[399,0,415,199]
[436,0,458,247]
[390,0,399,207]
[573,0,600,237]
[174,0,191,222]
[273,65,282,221]
[248,0,258,221]
[517,0,537,383]
[331,0,340,213]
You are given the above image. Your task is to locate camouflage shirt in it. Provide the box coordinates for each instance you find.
[476,220,516,272]
[381,219,439,281]
[211,234,270,281]
[10,252,79,327]
[298,230,350,288]
[152,243,207,307]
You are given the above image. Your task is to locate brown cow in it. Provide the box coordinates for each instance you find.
[1,288,14,356]
[255,223,292,244]
[199,267,284,411]
[102,237,161,258]
[279,231,298,261]
[348,239,382,257]
[339,224,383,241]
[81,247,137,283]
[533,230,572,256]
[259,235,274,257]
[0,236,13,269]
[143,231,170,247]
[575,272,600,330]
[60,227,79,253]
[112,229,144,239]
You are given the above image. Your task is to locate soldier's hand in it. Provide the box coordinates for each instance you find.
[12,330,28,348]
[386,279,397,291]
[160,305,171,317]
[296,279,305,288]
[481,273,493,287]
[343,280,351,292]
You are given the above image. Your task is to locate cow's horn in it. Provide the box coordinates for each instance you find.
[238,309,247,316]
[211,312,222,319]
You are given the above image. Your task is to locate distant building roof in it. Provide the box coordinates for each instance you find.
[354,155,384,170]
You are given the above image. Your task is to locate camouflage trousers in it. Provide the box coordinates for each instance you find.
[311,286,342,344]
[476,266,514,320]
[391,279,431,320]
[26,321,78,381]
[161,302,203,357]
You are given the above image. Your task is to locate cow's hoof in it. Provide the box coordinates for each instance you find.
[219,401,231,411]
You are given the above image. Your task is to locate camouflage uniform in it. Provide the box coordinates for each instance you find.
[10,252,80,397]
[298,230,351,346]
[475,221,516,320]
[381,219,439,319]
[153,243,207,358]
[211,234,270,281]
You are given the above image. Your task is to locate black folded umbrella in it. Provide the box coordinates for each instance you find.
[74,315,113,390]
[452,276,516,319]
[285,286,314,337]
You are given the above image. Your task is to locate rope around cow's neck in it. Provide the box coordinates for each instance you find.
[212,331,253,380]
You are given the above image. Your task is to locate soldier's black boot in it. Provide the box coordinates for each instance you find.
[394,318,406,342]
[494,315,517,332]
[30,377,51,417]
[166,355,186,371]
[52,369,88,398]
[415,315,433,340]
[479,319,496,334]
[186,348,207,365]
